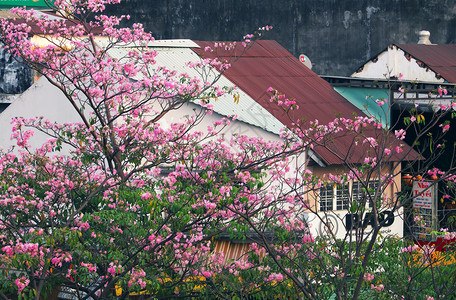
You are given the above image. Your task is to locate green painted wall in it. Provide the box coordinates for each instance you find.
[334,87,390,127]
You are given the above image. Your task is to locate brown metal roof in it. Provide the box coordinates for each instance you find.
[193,41,363,127]
[192,40,418,165]
[395,44,456,83]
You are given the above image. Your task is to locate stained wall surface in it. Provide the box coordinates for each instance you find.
[105,0,456,76]
[0,47,32,94]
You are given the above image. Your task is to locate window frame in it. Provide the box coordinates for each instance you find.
[319,184,334,211]
[318,181,382,212]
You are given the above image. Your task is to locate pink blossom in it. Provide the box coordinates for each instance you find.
[141,191,153,200]
[15,277,30,294]
[438,85,448,96]
[371,284,384,292]
[201,271,212,278]
[266,272,284,282]
[363,273,374,282]
[440,123,450,133]
[400,244,419,253]
[375,98,387,106]
[79,222,90,231]
[81,262,96,272]
[395,129,406,140]
[107,263,123,276]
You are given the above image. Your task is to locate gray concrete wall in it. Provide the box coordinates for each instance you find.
[105,0,456,76]
[0,47,33,94]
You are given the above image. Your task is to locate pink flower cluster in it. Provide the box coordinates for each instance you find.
[264,272,284,282]
[81,262,97,273]
[107,262,124,276]
[371,284,384,292]
[363,272,375,282]
[439,123,450,133]
[399,244,419,254]
[15,276,30,294]
[438,85,448,96]
[128,268,147,289]
[51,251,72,268]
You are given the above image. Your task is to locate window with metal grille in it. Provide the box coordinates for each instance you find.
[352,181,364,204]
[367,181,379,208]
[336,184,350,210]
[319,181,381,212]
[352,181,381,208]
[319,185,334,211]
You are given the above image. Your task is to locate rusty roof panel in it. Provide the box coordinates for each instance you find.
[430,66,456,83]
[192,40,412,165]
[395,44,456,83]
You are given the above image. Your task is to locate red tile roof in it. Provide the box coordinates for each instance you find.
[395,44,456,83]
[192,40,418,165]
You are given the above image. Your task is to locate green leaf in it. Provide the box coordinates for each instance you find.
[350,201,358,213]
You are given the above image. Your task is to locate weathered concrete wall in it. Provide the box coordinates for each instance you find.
[105,0,456,76]
[0,47,33,94]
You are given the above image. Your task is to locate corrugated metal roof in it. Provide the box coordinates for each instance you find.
[193,40,400,165]
[105,40,285,135]
[145,39,200,48]
[193,41,364,127]
[395,44,456,83]
[105,39,417,165]
[94,38,200,49]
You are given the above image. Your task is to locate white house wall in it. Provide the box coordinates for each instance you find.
[0,77,83,152]
[160,101,282,142]
[351,46,445,83]
[105,41,285,136]
[0,77,285,156]
[307,208,403,240]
